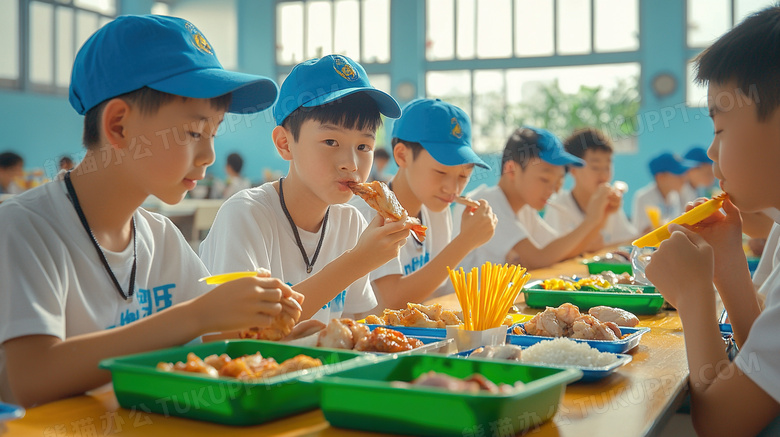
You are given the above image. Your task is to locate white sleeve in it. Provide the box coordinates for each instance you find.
[350,199,403,281]
[736,276,780,403]
[480,207,530,264]
[0,206,67,343]
[342,211,377,313]
[161,217,214,302]
[199,197,273,274]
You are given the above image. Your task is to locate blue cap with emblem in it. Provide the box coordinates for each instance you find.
[649,152,697,175]
[273,54,401,125]
[69,15,278,115]
[506,126,585,167]
[683,146,713,164]
[391,98,489,169]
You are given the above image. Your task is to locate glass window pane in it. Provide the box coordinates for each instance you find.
[687,0,730,47]
[56,7,74,88]
[515,0,554,57]
[735,0,775,24]
[557,0,591,54]
[594,0,638,52]
[277,2,304,64]
[505,63,640,152]
[30,1,54,85]
[367,74,391,94]
[74,0,115,15]
[687,59,708,107]
[0,0,19,80]
[334,0,360,59]
[151,2,170,16]
[362,0,390,62]
[75,10,99,52]
[473,70,506,152]
[306,1,332,59]
[456,0,475,59]
[426,0,454,60]
[476,0,512,58]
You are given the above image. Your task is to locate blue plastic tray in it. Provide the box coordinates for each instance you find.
[453,348,632,383]
[365,324,447,338]
[507,324,649,354]
[0,402,24,422]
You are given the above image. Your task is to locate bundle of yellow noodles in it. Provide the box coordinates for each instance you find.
[447,262,529,331]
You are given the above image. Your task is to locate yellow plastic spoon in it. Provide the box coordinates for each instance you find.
[632,193,727,248]
[198,271,260,285]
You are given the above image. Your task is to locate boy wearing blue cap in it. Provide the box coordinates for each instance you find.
[544,128,636,251]
[455,126,618,270]
[200,55,409,321]
[631,151,695,233]
[681,145,718,202]
[0,15,295,407]
[348,98,497,308]
[646,7,780,434]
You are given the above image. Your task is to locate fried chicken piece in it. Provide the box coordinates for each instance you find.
[525,307,567,337]
[570,315,620,341]
[263,355,323,378]
[354,326,424,353]
[407,303,443,321]
[317,318,356,349]
[470,345,523,361]
[204,353,231,371]
[399,307,445,328]
[381,309,403,326]
[165,352,219,378]
[240,296,301,341]
[348,181,427,242]
[365,314,384,324]
[588,306,640,327]
[554,303,581,326]
[440,310,462,326]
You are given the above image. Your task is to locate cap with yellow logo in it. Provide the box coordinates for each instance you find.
[69,15,278,115]
[392,98,489,169]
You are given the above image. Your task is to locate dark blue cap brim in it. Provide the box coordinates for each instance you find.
[420,141,490,169]
[304,87,402,119]
[149,68,279,114]
[541,149,585,167]
[669,159,698,174]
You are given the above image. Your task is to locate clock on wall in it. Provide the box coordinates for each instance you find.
[651,72,677,98]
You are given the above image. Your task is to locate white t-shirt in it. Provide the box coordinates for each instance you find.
[544,190,637,245]
[452,184,558,270]
[736,217,780,403]
[0,180,212,403]
[199,183,376,323]
[630,183,685,233]
[753,210,780,292]
[348,195,451,287]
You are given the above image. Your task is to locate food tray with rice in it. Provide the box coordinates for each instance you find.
[523,280,664,315]
[313,354,581,436]
[508,324,649,354]
[99,340,376,426]
[453,339,633,383]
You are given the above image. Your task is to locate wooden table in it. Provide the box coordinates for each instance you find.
[6,255,689,437]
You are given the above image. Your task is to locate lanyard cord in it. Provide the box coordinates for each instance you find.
[278,177,329,274]
[64,171,137,301]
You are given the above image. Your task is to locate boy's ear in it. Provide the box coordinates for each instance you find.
[393,142,410,168]
[502,159,518,176]
[272,125,293,161]
[101,98,131,148]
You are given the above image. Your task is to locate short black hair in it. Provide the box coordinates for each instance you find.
[694,5,780,120]
[83,87,232,149]
[374,147,390,161]
[502,127,542,171]
[563,128,613,159]
[0,152,23,169]
[281,92,382,142]
[59,156,74,168]
[226,152,244,174]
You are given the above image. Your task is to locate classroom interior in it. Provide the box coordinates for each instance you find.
[2,1,777,436]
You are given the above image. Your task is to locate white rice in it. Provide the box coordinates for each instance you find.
[521,338,618,367]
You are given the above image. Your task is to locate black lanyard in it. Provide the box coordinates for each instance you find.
[278,177,329,274]
[64,171,137,301]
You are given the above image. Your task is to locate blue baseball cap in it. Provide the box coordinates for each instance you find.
[391,98,489,170]
[507,127,584,167]
[69,15,278,115]
[649,152,697,175]
[684,146,713,164]
[273,54,401,125]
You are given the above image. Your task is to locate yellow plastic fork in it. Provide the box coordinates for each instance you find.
[198,271,259,285]
[632,193,727,248]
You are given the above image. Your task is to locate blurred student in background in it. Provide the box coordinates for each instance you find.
[368,147,391,182]
[544,128,636,251]
[58,156,75,171]
[631,152,694,234]
[0,152,24,195]
[681,145,718,202]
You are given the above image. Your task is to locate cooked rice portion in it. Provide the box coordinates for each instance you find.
[521,337,618,367]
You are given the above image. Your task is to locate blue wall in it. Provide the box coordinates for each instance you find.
[1,0,715,213]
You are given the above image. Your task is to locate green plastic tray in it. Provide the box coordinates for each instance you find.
[315,354,581,436]
[99,340,375,426]
[523,284,664,315]
[583,260,633,275]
